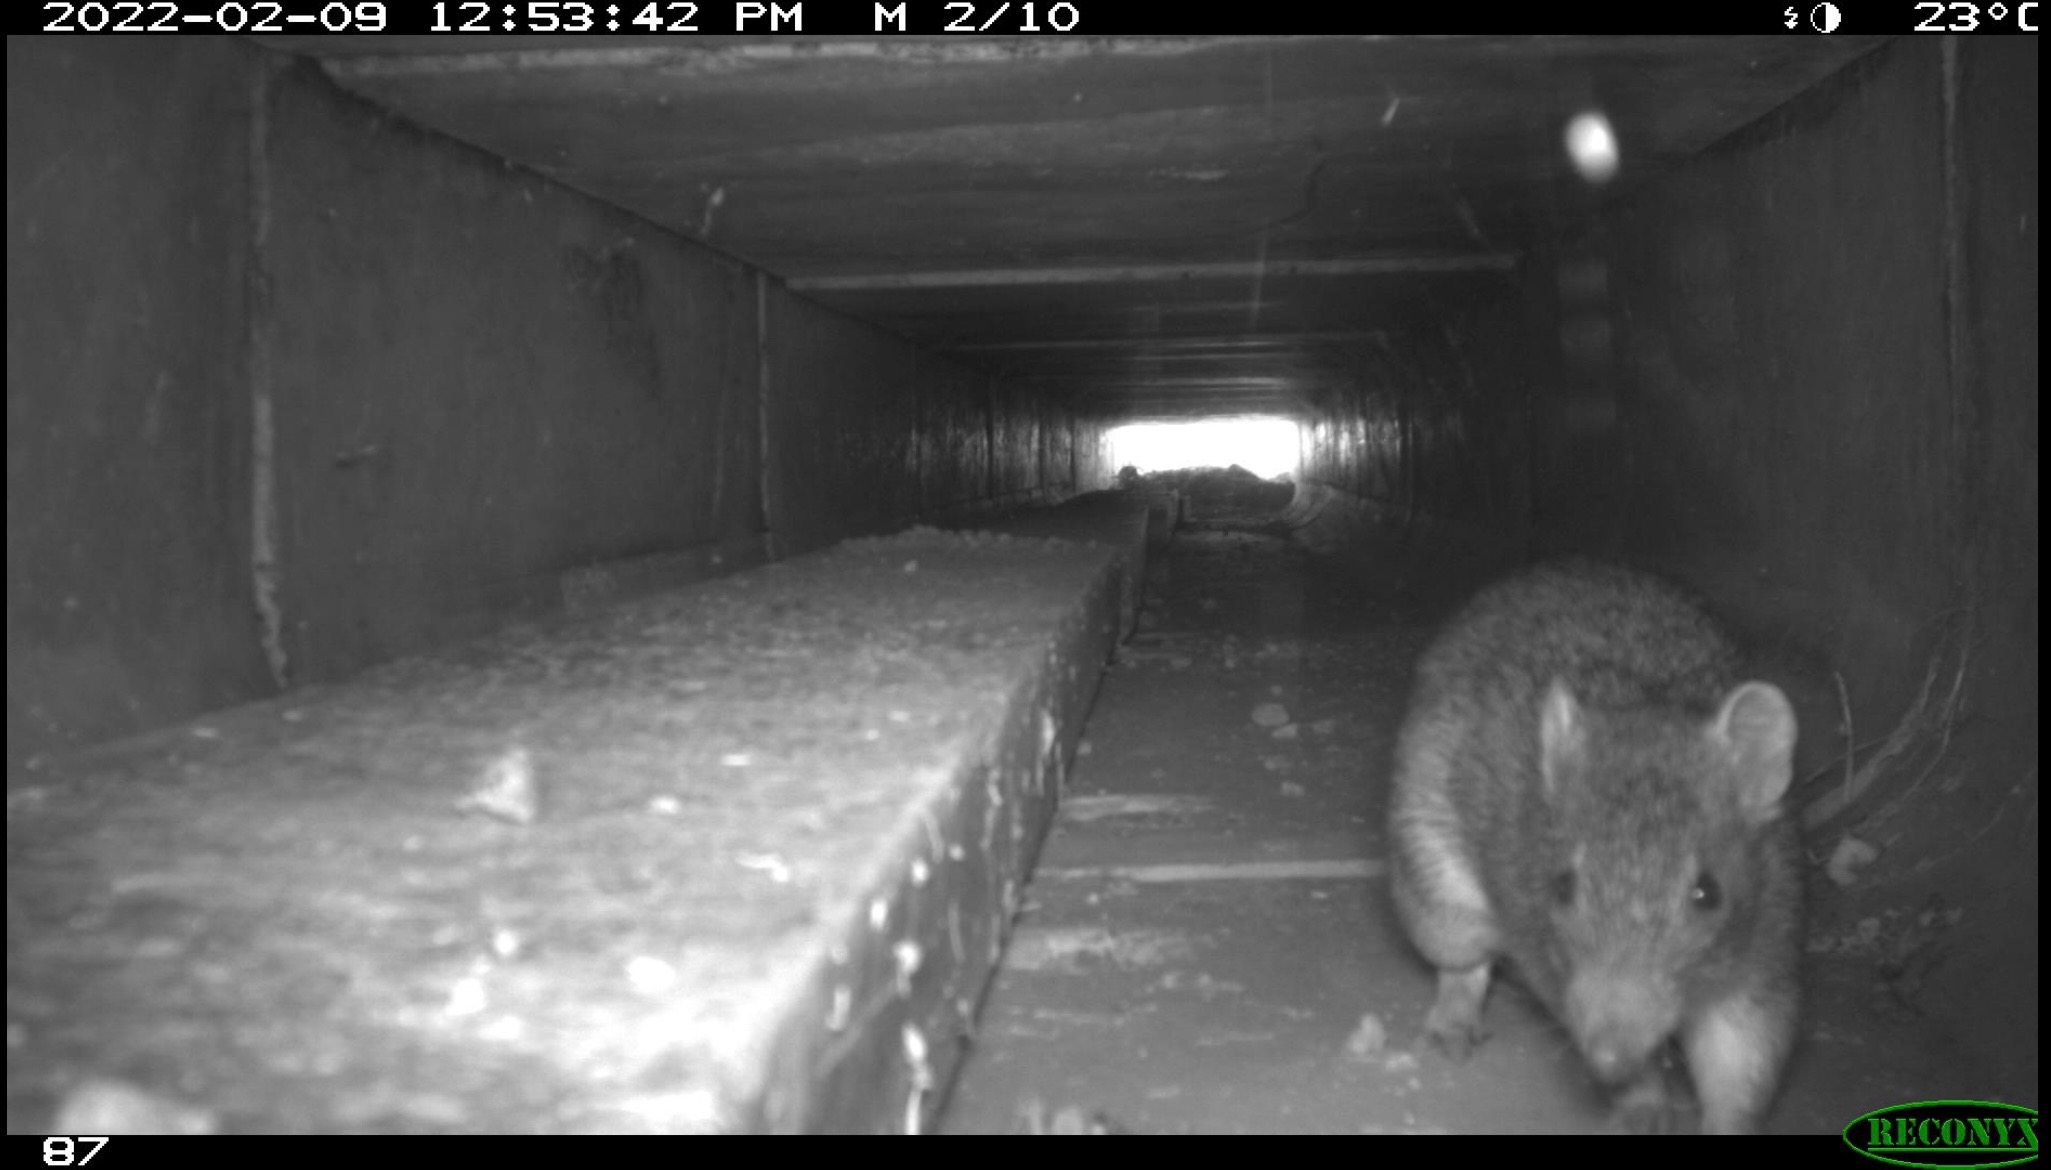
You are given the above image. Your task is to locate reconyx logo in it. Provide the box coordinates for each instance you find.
[1845,1100,2039,1169]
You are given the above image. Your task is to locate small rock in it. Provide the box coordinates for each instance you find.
[1344,1013,1388,1060]
[626,955,679,994]
[456,747,539,825]
[443,973,488,1017]
[1020,1098,1126,1134]
[1826,834,1880,887]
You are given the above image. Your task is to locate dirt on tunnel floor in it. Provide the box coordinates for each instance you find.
[936,504,1996,1136]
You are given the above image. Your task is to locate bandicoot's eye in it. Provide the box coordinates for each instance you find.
[1691,871,1724,912]
[1550,867,1577,907]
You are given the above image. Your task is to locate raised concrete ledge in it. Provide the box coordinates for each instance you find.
[965,488,1176,635]
[6,526,1130,1134]
[979,488,1174,555]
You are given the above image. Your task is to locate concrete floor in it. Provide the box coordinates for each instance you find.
[937,510,2004,1135]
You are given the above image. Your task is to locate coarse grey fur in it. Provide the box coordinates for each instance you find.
[1387,559,1802,1134]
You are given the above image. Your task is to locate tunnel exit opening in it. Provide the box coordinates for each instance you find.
[1106,416,1301,480]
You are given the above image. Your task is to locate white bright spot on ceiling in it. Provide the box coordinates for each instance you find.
[1564,110,1620,184]
[1108,417,1300,479]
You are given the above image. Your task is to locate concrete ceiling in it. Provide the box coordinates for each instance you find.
[259,35,1888,420]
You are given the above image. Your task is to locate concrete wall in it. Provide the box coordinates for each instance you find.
[7,38,276,763]
[990,380,1043,504]
[1064,402,1117,496]
[763,284,920,558]
[6,37,1094,772]
[1955,38,2039,795]
[1540,36,2035,779]
[913,358,995,516]
[1296,284,1533,544]
[264,58,767,683]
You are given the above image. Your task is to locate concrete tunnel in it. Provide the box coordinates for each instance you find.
[4,35,2037,1134]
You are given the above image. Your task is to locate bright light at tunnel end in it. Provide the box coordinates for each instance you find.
[1107,416,1301,480]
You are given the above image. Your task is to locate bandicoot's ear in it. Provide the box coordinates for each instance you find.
[1539,677,1586,800]
[1711,681,1797,820]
